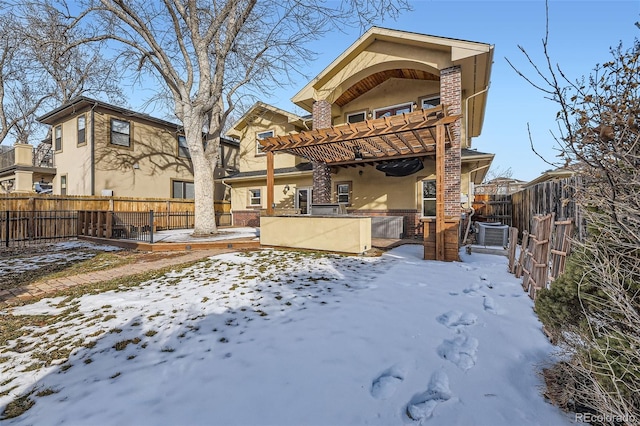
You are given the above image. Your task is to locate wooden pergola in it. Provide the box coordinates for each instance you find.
[258,104,461,260]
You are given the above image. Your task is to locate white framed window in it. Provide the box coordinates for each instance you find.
[336,182,352,205]
[110,118,131,147]
[256,130,273,155]
[346,111,366,123]
[374,102,413,119]
[249,188,261,206]
[54,125,62,151]
[172,180,194,199]
[422,179,436,217]
[421,96,440,109]
[60,175,68,195]
[178,135,190,158]
[77,115,86,145]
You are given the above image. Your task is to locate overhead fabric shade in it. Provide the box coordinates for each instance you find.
[376,158,424,177]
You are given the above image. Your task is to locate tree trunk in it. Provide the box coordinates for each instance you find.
[182,111,218,236]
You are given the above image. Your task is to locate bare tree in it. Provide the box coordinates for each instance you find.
[0,0,126,146]
[0,9,49,145]
[509,2,640,421]
[78,0,408,235]
[20,1,125,106]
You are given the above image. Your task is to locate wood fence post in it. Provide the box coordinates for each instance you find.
[507,227,518,273]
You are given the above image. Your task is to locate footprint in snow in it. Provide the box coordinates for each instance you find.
[406,370,452,422]
[436,311,477,329]
[371,367,404,399]
[437,335,478,371]
[458,264,476,271]
[463,282,481,295]
[483,296,499,314]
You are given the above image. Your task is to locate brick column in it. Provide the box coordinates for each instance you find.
[440,66,462,218]
[312,99,332,204]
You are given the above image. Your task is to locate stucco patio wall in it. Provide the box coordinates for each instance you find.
[260,216,371,254]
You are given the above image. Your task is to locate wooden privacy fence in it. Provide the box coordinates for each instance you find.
[0,193,230,215]
[509,214,574,300]
[472,194,512,227]
[511,176,584,241]
[0,210,78,248]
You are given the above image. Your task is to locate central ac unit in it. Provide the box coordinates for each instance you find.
[476,222,509,247]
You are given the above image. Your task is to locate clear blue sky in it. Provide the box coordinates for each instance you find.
[258,0,639,182]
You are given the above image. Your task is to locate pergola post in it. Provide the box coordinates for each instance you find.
[266,151,274,215]
[435,123,445,261]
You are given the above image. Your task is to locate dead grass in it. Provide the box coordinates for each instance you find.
[1,391,34,420]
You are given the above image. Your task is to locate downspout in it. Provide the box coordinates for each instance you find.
[90,103,97,196]
[463,163,491,245]
[464,85,490,147]
[221,179,233,226]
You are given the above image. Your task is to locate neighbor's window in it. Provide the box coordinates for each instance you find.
[249,188,261,206]
[421,96,440,109]
[54,125,62,151]
[256,130,273,155]
[336,182,352,205]
[178,135,190,158]
[422,179,436,217]
[77,115,86,145]
[172,180,194,199]
[110,118,131,147]
[374,103,413,119]
[60,175,67,195]
[347,111,366,123]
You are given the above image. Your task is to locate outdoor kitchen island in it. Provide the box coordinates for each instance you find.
[260,212,371,254]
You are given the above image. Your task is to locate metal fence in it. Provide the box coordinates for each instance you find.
[78,210,197,243]
[111,211,196,243]
[0,210,78,248]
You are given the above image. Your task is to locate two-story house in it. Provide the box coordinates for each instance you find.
[37,97,238,200]
[224,27,494,260]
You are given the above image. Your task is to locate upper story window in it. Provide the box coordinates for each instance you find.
[374,103,412,119]
[54,125,62,151]
[421,96,441,109]
[77,115,86,145]
[422,179,436,217]
[347,111,366,123]
[60,175,67,195]
[110,118,131,147]
[178,135,190,158]
[256,130,273,156]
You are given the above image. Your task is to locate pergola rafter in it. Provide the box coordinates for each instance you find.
[259,105,459,165]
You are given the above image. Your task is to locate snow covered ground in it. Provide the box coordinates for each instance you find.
[1,245,573,425]
[152,227,259,243]
[0,240,122,277]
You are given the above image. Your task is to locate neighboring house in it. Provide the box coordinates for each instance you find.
[0,142,55,194]
[523,167,575,188]
[224,27,494,249]
[475,177,527,195]
[37,97,238,200]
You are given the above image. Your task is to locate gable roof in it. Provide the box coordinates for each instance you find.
[291,27,494,139]
[524,167,575,188]
[228,102,312,136]
[37,96,182,130]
